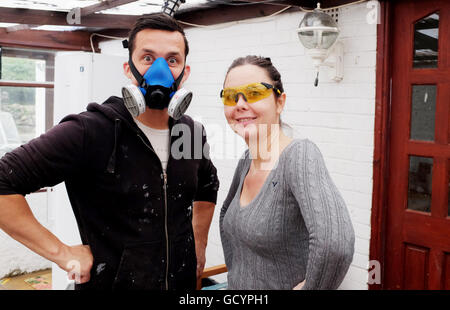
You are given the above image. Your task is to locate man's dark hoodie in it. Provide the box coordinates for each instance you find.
[0,96,219,290]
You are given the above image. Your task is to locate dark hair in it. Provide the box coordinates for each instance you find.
[225,55,293,135]
[225,55,284,96]
[127,13,189,59]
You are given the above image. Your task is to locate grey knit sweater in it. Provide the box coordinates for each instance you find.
[219,139,355,290]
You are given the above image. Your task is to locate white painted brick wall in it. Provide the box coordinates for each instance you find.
[98,1,378,289]
[0,192,51,278]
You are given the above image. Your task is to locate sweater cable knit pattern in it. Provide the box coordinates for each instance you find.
[219,139,355,290]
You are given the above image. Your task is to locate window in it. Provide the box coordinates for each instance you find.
[413,12,439,68]
[0,47,55,148]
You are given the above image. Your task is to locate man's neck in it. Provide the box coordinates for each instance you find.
[136,108,170,130]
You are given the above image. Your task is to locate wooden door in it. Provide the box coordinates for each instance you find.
[385,0,450,289]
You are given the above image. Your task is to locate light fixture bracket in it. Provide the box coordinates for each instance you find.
[296,2,343,86]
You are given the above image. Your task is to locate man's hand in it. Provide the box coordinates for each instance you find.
[55,244,94,284]
[0,195,92,285]
[195,242,206,280]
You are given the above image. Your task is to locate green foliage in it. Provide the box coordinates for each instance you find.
[1,57,36,106]
[2,57,36,81]
[0,56,38,142]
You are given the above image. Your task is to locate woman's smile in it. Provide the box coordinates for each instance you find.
[235,116,257,127]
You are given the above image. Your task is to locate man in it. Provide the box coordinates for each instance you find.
[0,13,219,290]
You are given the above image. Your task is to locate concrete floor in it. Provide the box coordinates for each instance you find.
[0,269,51,290]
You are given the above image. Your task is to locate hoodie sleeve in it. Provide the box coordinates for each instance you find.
[0,114,86,196]
[193,122,219,204]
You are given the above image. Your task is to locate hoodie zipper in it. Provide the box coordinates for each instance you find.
[136,133,170,290]
[163,171,169,290]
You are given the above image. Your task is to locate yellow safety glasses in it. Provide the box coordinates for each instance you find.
[220,82,281,106]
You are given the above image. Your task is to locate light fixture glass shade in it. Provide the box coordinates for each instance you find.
[297,9,339,50]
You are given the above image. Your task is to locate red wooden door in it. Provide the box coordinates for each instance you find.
[385,0,450,289]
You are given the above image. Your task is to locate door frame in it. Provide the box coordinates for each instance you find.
[369,0,449,290]
[369,0,393,290]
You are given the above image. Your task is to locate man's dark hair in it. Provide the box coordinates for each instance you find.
[127,13,189,59]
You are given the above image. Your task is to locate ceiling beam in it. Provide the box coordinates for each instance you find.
[98,1,306,38]
[0,7,137,29]
[173,0,363,28]
[80,0,139,16]
[0,0,357,31]
[233,0,316,8]
[175,2,299,27]
[235,0,361,9]
[0,28,100,52]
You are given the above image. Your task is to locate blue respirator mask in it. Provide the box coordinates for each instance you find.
[122,57,192,120]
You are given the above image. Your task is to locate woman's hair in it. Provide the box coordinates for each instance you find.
[225,55,284,96]
[225,55,294,137]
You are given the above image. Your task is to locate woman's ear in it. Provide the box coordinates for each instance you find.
[276,92,286,115]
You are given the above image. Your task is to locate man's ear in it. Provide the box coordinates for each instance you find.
[123,61,132,80]
[179,64,190,87]
[123,61,139,86]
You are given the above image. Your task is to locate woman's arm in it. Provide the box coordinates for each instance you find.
[288,140,355,290]
[219,151,248,270]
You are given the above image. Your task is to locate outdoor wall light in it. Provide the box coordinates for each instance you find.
[297,3,344,86]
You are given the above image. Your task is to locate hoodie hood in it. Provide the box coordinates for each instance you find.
[87,96,136,129]
[87,96,176,132]
[86,96,139,174]
[86,96,178,174]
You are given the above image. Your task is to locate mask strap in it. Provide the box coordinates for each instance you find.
[129,58,185,91]
[171,66,186,93]
[128,59,147,88]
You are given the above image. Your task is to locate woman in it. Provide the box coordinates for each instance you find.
[219,56,355,290]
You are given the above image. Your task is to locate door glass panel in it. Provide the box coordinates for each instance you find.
[408,156,433,213]
[410,85,436,141]
[413,12,439,68]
